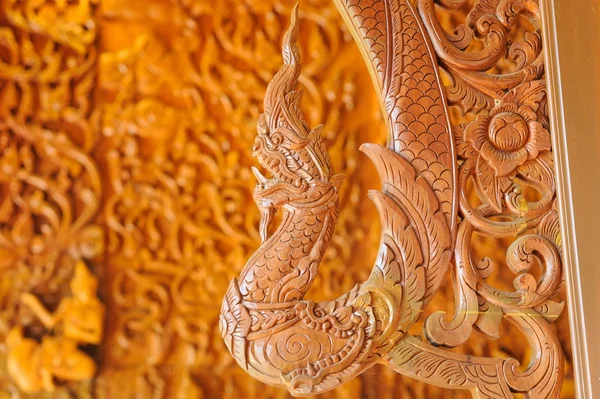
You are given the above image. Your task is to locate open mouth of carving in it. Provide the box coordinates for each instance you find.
[251,166,279,190]
[252,164,302,193]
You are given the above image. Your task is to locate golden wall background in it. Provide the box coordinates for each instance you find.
[0,0,573,398]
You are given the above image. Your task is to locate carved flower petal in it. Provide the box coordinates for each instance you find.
[525,121,552,159]
[518,106,537,123]
[457,141,478,159]
[490,102,518,117]
[455,124,478,158]
[475,156,504,212]
[508,80,547,111]
[518,152,556,194]
[465,116,490,151]
[480,142,528,177]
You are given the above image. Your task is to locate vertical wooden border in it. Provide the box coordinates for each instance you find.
[541,0,600,397]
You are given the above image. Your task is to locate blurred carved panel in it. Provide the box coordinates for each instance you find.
[0,0,574,398]
[0,0,103,397]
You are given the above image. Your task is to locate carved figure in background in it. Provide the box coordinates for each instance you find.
[7,261,103,393]
[6,327,47,393]
[222,1,565,398]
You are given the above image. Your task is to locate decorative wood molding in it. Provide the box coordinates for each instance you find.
[221,1,566,397]
[541,0,600,396]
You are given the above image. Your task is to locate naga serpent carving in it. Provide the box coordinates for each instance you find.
[221,1,565,397]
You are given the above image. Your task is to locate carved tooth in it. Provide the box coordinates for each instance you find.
[331,354,341,362]
[251,166,268,183]
[307,363,316,376]
[325,357,334,366]
[340,350,348,358]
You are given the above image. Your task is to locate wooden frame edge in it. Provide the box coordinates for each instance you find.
[541,0,600,397]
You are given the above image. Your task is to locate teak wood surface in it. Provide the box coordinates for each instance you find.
[0,0,591,397]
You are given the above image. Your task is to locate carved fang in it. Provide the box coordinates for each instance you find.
[252,166,268,185]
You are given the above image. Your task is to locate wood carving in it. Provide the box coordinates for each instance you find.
[222,1,565,398]
[220,1,454,395]
[7,261,102,393]
[0,0,571,397]
[0,0,104,396]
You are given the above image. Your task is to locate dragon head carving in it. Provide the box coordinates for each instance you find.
[251,5,343,240]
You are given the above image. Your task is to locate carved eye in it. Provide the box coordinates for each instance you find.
[271,131,283,145]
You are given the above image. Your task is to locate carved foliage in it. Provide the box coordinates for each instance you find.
[0,0,104,396]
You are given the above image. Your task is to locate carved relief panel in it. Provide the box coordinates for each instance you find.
[0,0,574,398]
[220,0,568,397]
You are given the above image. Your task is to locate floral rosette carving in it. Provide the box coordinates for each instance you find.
[422,3,564,360]
[458,80,555,212]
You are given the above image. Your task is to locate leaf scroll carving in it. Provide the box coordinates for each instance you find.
[222,0,566,398]
[0,0,104,396]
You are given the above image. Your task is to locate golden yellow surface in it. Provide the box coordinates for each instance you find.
[0,0,573,398]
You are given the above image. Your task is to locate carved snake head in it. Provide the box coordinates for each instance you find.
[250,5,342,241]
[252,114,333,193]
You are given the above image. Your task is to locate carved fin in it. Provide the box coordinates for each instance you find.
[361,143,451,308]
